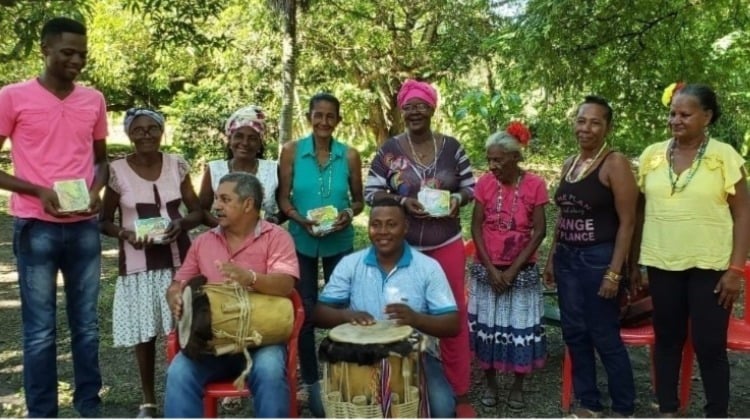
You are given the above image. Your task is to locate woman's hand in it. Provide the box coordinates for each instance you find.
[122,230,154,250]
[542,260,555,289]
[715,270,743,310]
[331,209,353,232]
[598,276,619,299]
[448,196,461,218]
[162,219,183,244]
[402,197,429,218]
[487,266,509,294]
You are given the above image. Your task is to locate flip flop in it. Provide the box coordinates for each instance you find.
[136,403,157,418]
[480,388,498,407]
[507,389,525,411]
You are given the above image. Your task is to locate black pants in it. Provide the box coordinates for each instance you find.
[648,267,730,417]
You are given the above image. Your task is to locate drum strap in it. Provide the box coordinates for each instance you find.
[379,359,392,417]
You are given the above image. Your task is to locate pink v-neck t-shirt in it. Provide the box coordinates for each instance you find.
[0,79,108,222]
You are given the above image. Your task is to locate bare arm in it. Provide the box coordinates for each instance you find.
[91,140,109,195]
[175,175,204,231]
[470,200,492,268]
[99,185,122,238]
[604,153,638,274]
[727,171,750,269]
[198,167,218,227]
[347,147,365,216]
[715,171,750,309]
[509,204,547,273]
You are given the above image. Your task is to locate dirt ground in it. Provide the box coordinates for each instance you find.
[1,189,749,418]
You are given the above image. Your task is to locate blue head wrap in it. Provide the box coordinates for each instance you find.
[124,108,165,133]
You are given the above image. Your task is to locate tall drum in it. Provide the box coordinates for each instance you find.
[319,322,424,418]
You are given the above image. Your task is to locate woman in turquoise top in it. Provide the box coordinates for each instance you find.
[278,92,364,416]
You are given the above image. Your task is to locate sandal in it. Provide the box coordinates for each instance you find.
[567,407,602,418]
[480,388,498,407]
[507,389,525,411]
[220,397,243,413]
[136,403,157,418]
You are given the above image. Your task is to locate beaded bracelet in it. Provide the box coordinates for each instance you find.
[343,208,354,218]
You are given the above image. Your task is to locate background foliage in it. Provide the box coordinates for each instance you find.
[1,0,749,167]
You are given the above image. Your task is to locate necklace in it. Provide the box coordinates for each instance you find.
[565,144,607,183]
[494,173,523,231]
[668,137,708,195]
[406,132,438,169]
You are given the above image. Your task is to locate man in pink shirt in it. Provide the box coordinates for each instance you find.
[165,172,299,417]
[0,17,108,418]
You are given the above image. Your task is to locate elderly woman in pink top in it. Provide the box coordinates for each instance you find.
[468,123,548,410]
[365,79,476,417]
[100,108,203,418]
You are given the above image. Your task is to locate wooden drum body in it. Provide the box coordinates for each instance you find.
[178,282,294,358]
[319,322,423,418]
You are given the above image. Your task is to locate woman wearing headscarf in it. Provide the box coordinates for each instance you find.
[634,84,750,417]
[468,123,548,411]
[365,79,476,417]
[100,108,203,418]
[199,105,282,226]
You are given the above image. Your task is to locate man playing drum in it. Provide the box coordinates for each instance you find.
[314,197,459,417]
[164,172,299,418]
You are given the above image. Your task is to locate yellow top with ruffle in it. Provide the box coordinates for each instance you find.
[638,138,745,271]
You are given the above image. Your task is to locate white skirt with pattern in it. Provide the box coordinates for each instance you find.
[112,268,174,347]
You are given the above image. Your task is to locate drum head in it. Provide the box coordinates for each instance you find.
[177,286,193,349]
[329,321,413,345]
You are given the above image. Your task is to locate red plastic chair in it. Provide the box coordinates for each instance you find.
[166,289,305,417]
[560,323,694,414]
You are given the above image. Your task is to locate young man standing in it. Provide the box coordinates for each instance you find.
[0,17,108,418]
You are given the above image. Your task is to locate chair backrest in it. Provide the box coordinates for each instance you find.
[464,239,475,259]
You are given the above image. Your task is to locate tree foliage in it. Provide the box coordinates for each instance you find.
[2,0,748,166]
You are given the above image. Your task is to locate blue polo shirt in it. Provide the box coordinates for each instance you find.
[319,244,457,318]
[289,135,353,258]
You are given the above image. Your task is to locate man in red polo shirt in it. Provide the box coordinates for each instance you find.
[164,172,299,418]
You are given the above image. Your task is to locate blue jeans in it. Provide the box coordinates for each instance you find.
[164,344,289,417]
[309,353,455,417]
[554,242,635,415]
[295,250,350,385]
[13,218,102,418]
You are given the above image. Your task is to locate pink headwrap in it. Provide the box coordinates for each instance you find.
[396,79,439,110]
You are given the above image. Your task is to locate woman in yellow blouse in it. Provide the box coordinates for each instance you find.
[635,84,750,417]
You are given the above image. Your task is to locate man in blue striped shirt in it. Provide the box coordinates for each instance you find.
[314,197,459,417]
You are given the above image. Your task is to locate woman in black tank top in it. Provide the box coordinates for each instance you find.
[543,96,639,417]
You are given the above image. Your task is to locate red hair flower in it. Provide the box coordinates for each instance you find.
[506,121,531,146]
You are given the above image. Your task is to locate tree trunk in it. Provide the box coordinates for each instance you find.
[278,0,297,144]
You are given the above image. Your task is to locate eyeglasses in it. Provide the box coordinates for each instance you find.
[400,103,431,113]
[130,125,162,138]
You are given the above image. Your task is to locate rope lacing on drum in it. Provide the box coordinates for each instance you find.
[211,281,263,390]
